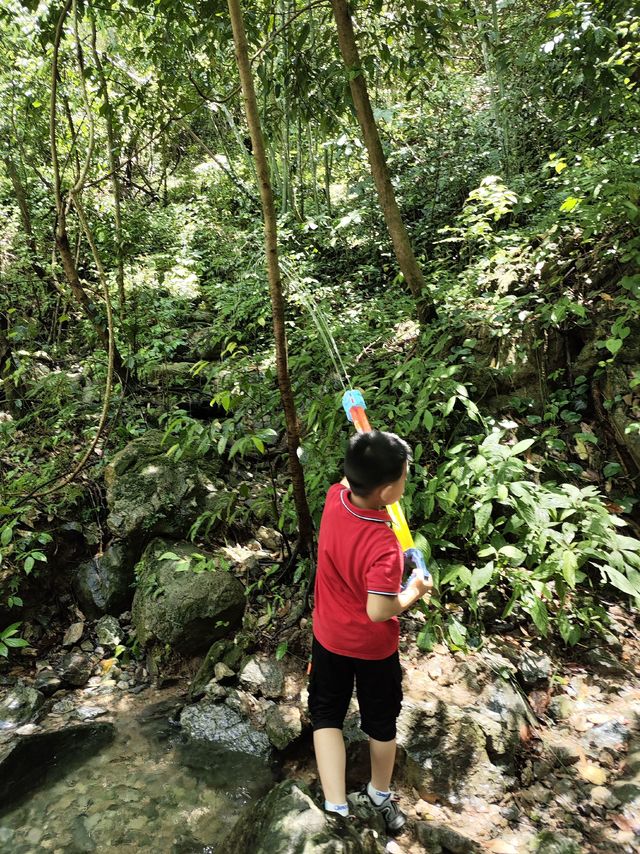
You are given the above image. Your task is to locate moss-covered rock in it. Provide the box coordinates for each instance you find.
[104,430,224,540]
[220,779,384,854]
[131,538,245,656]
[189,635,250,700]
[73,541,138,617]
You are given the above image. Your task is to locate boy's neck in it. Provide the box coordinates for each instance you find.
[348,491,385,511]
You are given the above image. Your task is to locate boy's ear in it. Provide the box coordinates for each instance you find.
[378,482,395,505]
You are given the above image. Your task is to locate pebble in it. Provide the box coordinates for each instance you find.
[76,706,108,721]
[62,623,84,648]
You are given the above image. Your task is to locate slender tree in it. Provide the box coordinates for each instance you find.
[227,0,314,552]
[330,0,436,323]
[50,0,127,381]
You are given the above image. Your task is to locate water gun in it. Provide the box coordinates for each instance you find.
[341,389,430,585]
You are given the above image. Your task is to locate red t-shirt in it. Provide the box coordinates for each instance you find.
[312,483,403,660]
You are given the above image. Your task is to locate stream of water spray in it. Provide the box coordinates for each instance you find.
[280,259,352,390]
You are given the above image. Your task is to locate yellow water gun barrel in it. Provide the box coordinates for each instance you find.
[341,390,429,579]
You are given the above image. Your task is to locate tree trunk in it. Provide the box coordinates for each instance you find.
[49,0,127,383]
[227,0,314,551]
[89,15,126,318]
[3,157,55,291]
[55,222,127,381]
[474,0,512,176]
[330,0,436,323]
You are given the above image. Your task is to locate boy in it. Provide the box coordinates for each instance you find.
[309,429,432,834]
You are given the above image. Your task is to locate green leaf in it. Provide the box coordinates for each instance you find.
[510,438,535,456]
[422,410,434,431]
[474,503,492,530]
[561,550,577,588]
[159,552,180,561]
[4,637,28,648]
[31,551,47,562]
[496,483,509,502]
[530,599,549,636]
[499,545,527,564]
[24,556,34,574]
[604,566,640,597]
[447,617,468,649]
[252,436,265,453]
[1,526,12,546]
[275,640,288,661]
[443,396,456,416]
[605,338,623,355]
[417,625,436,652]
[470,561,494,594]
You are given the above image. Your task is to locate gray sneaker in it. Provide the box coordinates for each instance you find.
[348,786,407,835]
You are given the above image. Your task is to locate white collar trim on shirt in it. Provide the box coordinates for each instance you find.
[339,488,389,524]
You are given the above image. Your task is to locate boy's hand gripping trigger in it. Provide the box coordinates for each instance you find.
[341,390,431,588]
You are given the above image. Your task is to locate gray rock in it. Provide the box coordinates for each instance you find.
[0,683,44,729]
[33,668,62,697]
[534,831,582,854]
[265,705,302,751]
[518,650,552,686]
[180,699,271,758]
[73,541,138,618]
[588,719,631,750]
[95,615,122,649]
[62,622,85,647]
[131,538,245,656]
[239,656,285,699]
[220,779,384,853]
[582,644,629,676]
[188,636,248,700]
[398,697,504,804]
[416,822,481,853]
[76,706,108,721]
[612,736,640,807]
[104,430,224,540]
[59,651,93,687]
[51,697,76,715]
[255,526,282,551]
[549,694,573,721]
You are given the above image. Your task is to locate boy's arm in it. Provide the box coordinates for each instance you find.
[367,574,432,622]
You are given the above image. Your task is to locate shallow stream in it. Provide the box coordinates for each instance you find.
[0,695,274,854]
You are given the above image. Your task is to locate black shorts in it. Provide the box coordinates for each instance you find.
[308,636,403,742]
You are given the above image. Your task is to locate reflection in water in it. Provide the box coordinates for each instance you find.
[0,701,274,854]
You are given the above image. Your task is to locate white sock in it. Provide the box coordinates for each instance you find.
[367,781,391,805]
[324,800,349,816]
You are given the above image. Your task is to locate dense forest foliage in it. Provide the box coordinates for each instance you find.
[1,0,639,658]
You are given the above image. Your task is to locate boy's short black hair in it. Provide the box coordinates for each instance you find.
[344,430,412,497]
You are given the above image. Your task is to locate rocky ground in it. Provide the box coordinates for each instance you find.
[1,595,638,854]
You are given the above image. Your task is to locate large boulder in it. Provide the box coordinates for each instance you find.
[131,538,245,656]
[104,430,224,540]
[397,655,529,804]
[73,541,138,617]
[180,698,272,758]
[220,779,384,854]
[398,697,503,803]
[0,682,44,730]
